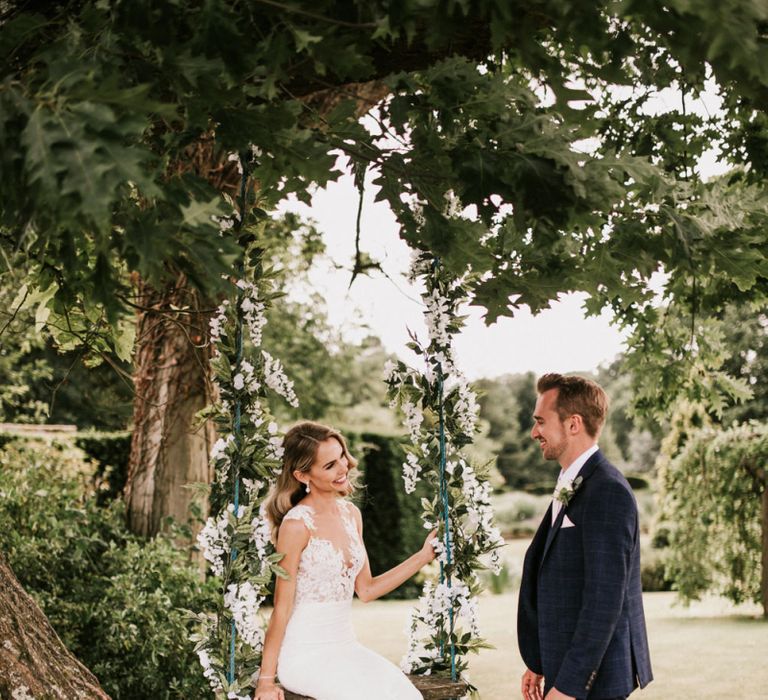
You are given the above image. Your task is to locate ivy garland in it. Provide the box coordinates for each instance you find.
[385,248,505,682]
[189,152,297,699]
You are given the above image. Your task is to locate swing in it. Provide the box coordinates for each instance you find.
[197,158,497,700]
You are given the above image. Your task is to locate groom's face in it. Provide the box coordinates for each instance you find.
[531,388,569,461]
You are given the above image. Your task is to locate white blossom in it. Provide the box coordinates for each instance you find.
[250,507,273,572]
[209,300,229,346]
[443,190,462,218]
[424,289,452,347]
[197,647,223,692]
[383,359,397,380]
[198,510,230,577]
[237,281,267,348]
[227,151,243,174]
[453,378,479,436]
[402,451,423,493]
[262,351,299,407]
[213,215,235,233]
[211,434,235,483]
[11,687,35,700]
[224,581,265,649]
[401,400,423,444]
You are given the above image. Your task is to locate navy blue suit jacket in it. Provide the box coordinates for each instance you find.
[517,450,653,699]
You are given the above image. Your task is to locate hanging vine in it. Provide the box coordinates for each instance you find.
[385,240,504,683]
[188,150,298,699]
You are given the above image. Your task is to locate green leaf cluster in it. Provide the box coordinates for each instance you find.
[0,439,216,699]
[4,0,768,414]
[658,419,767,613]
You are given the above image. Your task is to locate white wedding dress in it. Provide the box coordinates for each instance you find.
[277,500,421,700]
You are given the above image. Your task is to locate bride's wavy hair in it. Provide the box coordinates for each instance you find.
[264,421,358,540]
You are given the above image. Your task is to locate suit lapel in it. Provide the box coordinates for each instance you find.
[539,449,604,568]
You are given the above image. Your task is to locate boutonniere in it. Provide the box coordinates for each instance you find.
[554,475,583,506]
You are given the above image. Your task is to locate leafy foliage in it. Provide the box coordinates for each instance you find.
[386,252,504,679]
[356,432,434,600]
[659,420,767,613]
[0,439,216,699]
[3,1,768,415]
[474,373,544,490]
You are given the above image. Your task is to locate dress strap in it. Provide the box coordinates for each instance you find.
[283,504,316,532]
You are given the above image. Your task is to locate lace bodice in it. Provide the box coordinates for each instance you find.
[283,500,366,605]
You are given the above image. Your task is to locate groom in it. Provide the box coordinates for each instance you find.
[517,374,652,700]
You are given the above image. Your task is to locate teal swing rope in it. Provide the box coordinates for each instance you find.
[433,257,457,682]
[227,153,249,686]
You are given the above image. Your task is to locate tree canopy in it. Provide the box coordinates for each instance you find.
[2,1,768,414]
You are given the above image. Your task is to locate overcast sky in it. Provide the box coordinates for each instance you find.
[280,173,626,381]
[278,86,727,381]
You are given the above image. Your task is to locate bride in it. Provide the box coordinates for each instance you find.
[255,421,436,700]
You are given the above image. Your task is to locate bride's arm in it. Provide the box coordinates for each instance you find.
[352,505,436,603]
[254,520,308,700]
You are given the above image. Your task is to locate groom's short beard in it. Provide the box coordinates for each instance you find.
[540,433,567,461]
[542,443,564,460]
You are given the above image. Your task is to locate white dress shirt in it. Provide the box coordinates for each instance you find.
[551,444,599,525]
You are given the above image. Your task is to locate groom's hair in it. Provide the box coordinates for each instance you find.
[537,373,608,438]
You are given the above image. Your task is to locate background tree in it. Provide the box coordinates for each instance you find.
[475,373,542,490]
[720,305,768,426]
[657,421,768,617]
[4,1,768,538]
[4,2,768,687]
[0,554,109,699]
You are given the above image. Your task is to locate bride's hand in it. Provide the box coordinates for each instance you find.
[254,681,284,700]
[421,529,438,563]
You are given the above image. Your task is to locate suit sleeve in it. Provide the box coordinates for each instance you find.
[553,481,636,696]
[517,545,543,674]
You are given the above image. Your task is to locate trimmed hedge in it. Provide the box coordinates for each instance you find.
[0,430,132,501]
[356,432,432,599]
[73,430,132,501]
[1,427,430,600]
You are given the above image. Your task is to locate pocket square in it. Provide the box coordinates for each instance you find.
[561,514,576,529]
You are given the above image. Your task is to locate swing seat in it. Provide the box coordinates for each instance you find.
[283,673,470,700]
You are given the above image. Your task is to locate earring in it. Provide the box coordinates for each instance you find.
[305,481,311,493]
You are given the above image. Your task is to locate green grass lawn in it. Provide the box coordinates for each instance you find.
[351,586,767,699]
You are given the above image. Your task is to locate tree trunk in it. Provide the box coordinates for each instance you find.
[0,555,110,699]
[124,274,215,538]
[762,478,768,618]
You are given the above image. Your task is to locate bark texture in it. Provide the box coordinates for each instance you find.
[0,555,110,700]
[124,274,215,538]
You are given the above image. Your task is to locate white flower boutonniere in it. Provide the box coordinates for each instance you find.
[554,475,584,506]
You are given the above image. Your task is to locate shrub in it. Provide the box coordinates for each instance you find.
[74,430,132,501]
[625,474,651,490]
[526,482,557,496]
[641,549,674,592]
[0,441,216,699]
[651,524,671,549]
[490,491,549,537]
[356,432,432,599]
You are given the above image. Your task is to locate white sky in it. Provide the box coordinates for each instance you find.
[280,174,627,380]
[279,85,728,381]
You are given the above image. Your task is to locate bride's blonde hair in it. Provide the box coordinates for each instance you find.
[265,421,358,539]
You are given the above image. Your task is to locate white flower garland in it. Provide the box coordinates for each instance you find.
[386,249,504,680]
[191,203,298,698]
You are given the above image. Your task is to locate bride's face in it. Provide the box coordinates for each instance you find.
[302,438,350,493]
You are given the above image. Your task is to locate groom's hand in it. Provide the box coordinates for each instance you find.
[544,688,575,700]
[520,668,543,700]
